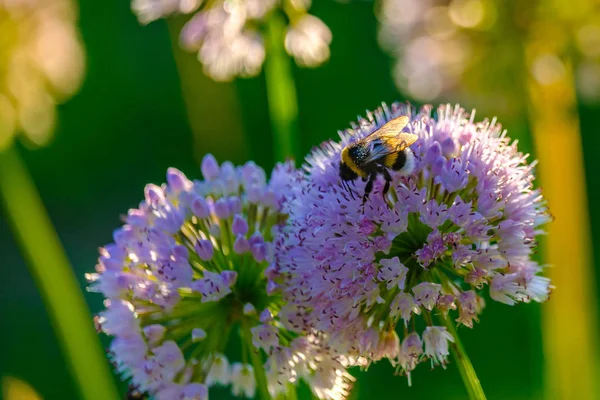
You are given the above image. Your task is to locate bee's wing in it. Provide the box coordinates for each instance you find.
[358,116,418,163]
[366,116,410,141]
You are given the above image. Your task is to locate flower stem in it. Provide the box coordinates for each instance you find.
[0,146,119,400]
[241,321,272,400]
[443,316,487,400]
[265,12,300,163]
[166,16,249,163]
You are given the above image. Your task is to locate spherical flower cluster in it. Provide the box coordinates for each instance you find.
[0,0,85,149]
[271,102,552,382]
[88,155,353,399]
[131,0,332,81]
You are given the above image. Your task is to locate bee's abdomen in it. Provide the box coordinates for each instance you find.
[391,148,415,176]
[388,150,406,170]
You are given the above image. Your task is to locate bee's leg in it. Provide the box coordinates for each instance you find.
[362,173,377,206]
[381,168,392,197]
[343,180,356,200]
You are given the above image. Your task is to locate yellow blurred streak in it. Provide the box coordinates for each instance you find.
[526,20,599,400]
[2,376,43,400]
[0,146,120,400]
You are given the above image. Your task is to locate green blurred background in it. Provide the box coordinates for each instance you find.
[1,0,600,399]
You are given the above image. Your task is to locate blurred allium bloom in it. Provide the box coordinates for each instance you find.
[132,0,332,81]
[379,0,600,106]
[88,155,354,399]
[378,0,492,103]
[284,14,332,67]
[0,0,85,149]
[272,102,552,382]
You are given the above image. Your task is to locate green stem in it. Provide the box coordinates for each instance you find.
[241,321,272,400]
[443,316,487,400]
[0,146,119,400]
[166,16,249,163]
[265,12,300,163]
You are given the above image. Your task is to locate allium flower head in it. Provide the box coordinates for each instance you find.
[132,0,332,81]
[88,155,353,399]
[0,0,85,149]
[272,102,552,380]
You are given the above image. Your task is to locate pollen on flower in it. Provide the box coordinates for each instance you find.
[88,155,356,399]
[272,102,552,381]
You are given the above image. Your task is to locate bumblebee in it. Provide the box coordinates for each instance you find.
[339,115,418,205]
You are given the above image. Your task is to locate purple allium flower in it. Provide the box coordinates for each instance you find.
[131,0,331,82]
[272,103,552,379]
[88,155,353,399]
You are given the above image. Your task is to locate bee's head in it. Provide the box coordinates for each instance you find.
[339,161,358,181]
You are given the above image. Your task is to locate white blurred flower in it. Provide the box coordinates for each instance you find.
[199,29,265,81]
[285,15,332,67]
[379,0,473,102]
[131,0,201,24]
[0,0,85,149]
[132,0,332,81]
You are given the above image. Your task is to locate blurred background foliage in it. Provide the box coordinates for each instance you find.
[1,0,600,399]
